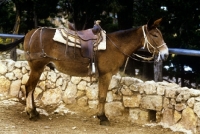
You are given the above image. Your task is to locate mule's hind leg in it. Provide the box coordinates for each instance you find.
[97,73,112,125]
[25,61,46,120]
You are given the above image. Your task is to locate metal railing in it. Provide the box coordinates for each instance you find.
[1,33,200,57]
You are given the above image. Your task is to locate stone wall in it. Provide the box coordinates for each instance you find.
[0,60,200,133]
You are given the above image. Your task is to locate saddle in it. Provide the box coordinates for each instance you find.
[60,20,102,77]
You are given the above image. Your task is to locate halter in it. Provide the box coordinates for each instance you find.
[133,25,166,61]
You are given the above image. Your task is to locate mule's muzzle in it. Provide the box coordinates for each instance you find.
[160,50,169,61]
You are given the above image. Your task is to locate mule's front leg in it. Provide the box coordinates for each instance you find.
[97,73,112,125]
[26,89,39,120]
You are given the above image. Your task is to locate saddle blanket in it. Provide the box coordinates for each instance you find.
[53,28,106,50]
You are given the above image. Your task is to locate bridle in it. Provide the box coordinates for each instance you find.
[107,25,166,62]
[135,25,166,61]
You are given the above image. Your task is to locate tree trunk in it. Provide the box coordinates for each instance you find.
[10,9,20,61]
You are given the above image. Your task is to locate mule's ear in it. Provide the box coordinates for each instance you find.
[147,18,162,30]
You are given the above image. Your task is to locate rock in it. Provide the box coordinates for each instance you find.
[129,108,148,124]
[0,61,7,74]
[13,69,23,79]
[41,88,62,105]
[143,81,157,95]
[88,100,98,109]
[121,85,133,95]
[62,82,77,104]
[77,96,88,106]
[14,62,22,68]
[77,81,87,90]
[187,97,195,108]
[157,85,165,95]
[174,110,182,123]
[175,103,186,112]
[0,76,11,94]
[105,101,124,118]
[9,80,21,97]
[106,91,113,102]
[123,94,141,108]
[108,75,120,90]
[179,107,197,133]
[86,84,98,100]
[140,95,163,111]
[176,90,191,102]
[71,76,81,85]
[194,102,200,118]
[21,73,29,84]
[5,72,15,80]
[47,71,57,82]
[56,77,63,87]
[165,88,177,99]
[162,108,174,125]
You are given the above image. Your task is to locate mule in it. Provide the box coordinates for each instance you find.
[0,18,168,125]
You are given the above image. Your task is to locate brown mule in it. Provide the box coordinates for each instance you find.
[0,18,168,125]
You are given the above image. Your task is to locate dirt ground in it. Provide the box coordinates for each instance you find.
[0,99,185,134]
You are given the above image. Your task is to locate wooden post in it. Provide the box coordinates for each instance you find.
[154,58,163,82]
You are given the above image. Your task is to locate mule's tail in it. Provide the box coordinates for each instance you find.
[0,37,25,52]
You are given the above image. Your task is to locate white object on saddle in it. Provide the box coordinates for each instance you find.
[53,28,106,50]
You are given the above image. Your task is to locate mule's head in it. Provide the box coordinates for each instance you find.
[142,18,169,61]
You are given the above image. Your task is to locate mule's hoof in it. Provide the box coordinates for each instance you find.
[26,109,40,121]
[100,120,110,126]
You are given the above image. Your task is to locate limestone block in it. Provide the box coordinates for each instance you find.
[47,71,57,82]
[14,61,22,68]
[123,94,141,108]
[9,80,21,97]
[178,107,197,133]
[189,89,200,97]
[163,97,170,108]
[140,95,163,111]
[21,67,28,74]
[21,61,29,69]
[7,60,15,72]
[162,108,174,126]
[45,80,56,89]
[86,84,98,100]
[175,103,187,112]
[13,68,23,79]
[194,102,200,118]
[129,108,148,124]
[176,90,191,102]
[88,100,98,109]
[76,90,85,98]
[34,87,43,100]
[174,110,182,123]
[5,72,16,80]
[21,73,29,85]
[0,61,7,74]
[61,80,67,91]
[143,81,157,95]
[122,77,143,86]
[112,90,122,101]
[187,97,195,108]
[157,85,165,95]
[39,73,46,81]
[129,83,140,92]
[38,81,46,90]
[56,77,63,87]
[77,96,88,107]
[108,75,120,90]
[0,76,11,93]
[165,88,177,98]
[195,97,200,102]
[62,82,77,104]
[106,91,113,102]
[41,88,62,105]
[121,85,133,95]
[77,81,87,90]
[105,101,124,118]
[71,76,81,85]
